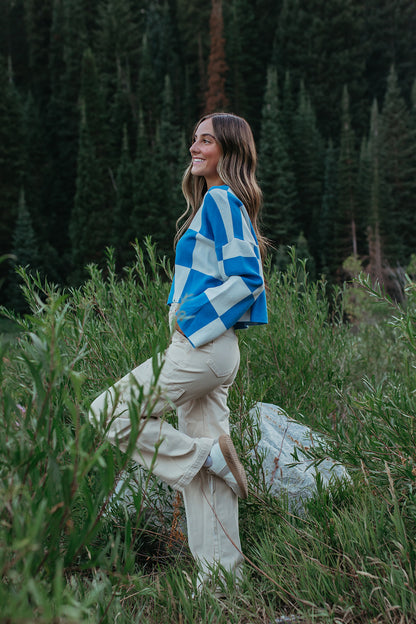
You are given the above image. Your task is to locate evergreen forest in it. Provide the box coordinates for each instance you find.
[1,0,416,307]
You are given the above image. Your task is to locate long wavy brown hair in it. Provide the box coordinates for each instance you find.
[175,112,267,261]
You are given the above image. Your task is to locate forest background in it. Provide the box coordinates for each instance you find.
[1,0,416,309]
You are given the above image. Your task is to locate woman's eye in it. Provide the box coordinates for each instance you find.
[190,137,212,146]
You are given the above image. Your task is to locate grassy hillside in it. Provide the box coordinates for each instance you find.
[1,242,415,623]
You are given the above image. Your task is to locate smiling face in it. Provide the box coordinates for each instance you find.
[189,118,223,188]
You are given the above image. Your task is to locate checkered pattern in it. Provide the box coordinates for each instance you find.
[167,185,268,347]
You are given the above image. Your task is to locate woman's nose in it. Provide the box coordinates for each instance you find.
[190,142,199,154]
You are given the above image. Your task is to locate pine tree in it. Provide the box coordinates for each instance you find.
[319,140,338,276]
[294,231,316,280]
[363,0,416,107]
[11,189,39,268]
[131,109,170,257]
[148,126,176,256]
[0,55,24,259]
[112,126,135,266]
[21,93,48,260]
[45,0,86,273]
[258,66,297,248]
[292,82,324,258]
[409,80,416,250]
[379,65,416,264]
[176,0,211,115]
[69,88,114,282]
[48,0,65,102]
[411,78,416,128]
[138,33,159,141]
[138,1,184,139]
[281,71,295,145]
[131,79,186,261]
[272,0,301,81]
[365,98,405,301]
[23,0,53,102]
[333,86,359,270]
[7,189,39,311]
[226,0,246,116]
[356,135,372,252]
[99,0,143,169]
[157,1,184,109]
[182,65,194,130]
[94,0,140,100]
[366,99,384,285]
[226,0,263,124]
[236,0,281,136]
[3,1,29,87]
[131,108,150,245]
[273,0,367,138]
[62,0,91,103]
[145,0,180,88]
[205,0,229,114]
[144,73,187,260]
[80,48,109,163]
[159,74,185,226]
[108,69,135,171]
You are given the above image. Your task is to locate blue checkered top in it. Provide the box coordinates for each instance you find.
[167,185,268,347]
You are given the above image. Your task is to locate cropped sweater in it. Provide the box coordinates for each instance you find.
[167,185,267,348]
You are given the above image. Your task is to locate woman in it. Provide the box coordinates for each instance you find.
[89,112,267,590]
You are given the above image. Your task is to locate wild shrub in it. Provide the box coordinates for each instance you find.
[1,242,416,622]
[0,241,178,619]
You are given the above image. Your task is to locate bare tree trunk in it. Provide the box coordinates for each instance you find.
[351,217,357,257]
[367,223,383,285]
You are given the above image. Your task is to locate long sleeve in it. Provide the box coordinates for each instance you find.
[168,186,267,347]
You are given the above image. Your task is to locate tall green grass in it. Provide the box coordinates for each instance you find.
[1,242,416,622]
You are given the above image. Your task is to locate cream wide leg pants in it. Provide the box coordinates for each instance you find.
[89,319,244,579]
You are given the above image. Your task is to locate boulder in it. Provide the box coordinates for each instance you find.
[249,402,350,511]
[108,402,350,517]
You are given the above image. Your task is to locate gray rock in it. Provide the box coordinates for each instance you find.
[249,402,350,511]
[108,402,349,518]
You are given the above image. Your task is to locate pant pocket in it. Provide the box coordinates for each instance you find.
[167,386,186,405]
[207,358,235,378]
[207,335,240,378]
